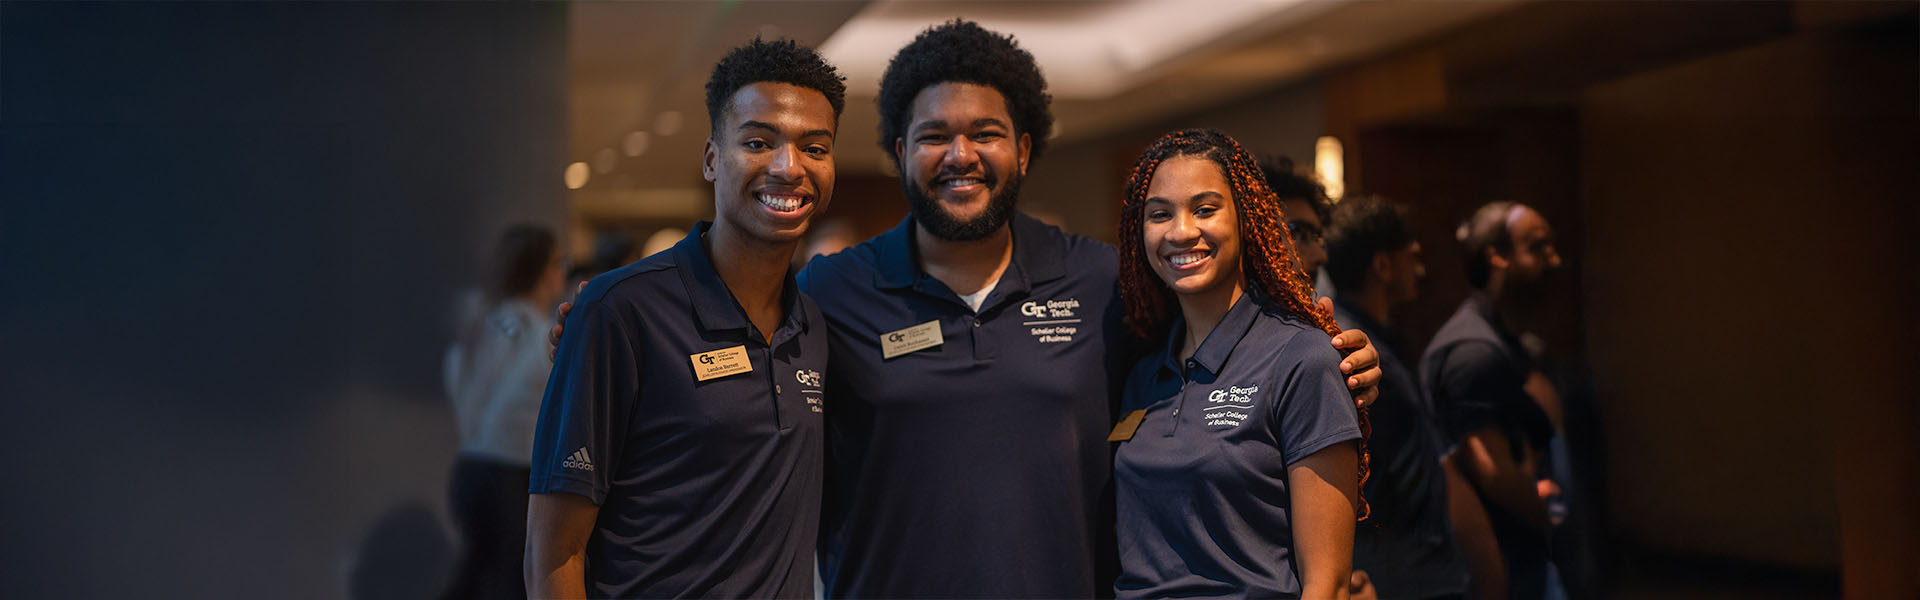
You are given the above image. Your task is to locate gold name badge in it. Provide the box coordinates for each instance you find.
[689,345,753,381]
[879,320,944,360]
[1108,409,1147,442]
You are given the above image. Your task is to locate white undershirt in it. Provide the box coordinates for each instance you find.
[956,275,1001,312]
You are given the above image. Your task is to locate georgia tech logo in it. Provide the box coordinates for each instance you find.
[795,369,823,388]
[697,354,716,365]
[887,332,907,343]
[1020,298,1080,319]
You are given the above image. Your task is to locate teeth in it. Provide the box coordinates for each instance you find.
[1169,251,1206,266]
[757,193,803,212]
[944,178,982,188]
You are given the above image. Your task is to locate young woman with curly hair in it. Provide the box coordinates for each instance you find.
[1112,128,1371,599]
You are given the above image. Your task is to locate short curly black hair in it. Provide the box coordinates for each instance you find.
[1325,193,1416,294]
[1258,156,1331,225]
[704,37,847,134]
[877,19,1053,163]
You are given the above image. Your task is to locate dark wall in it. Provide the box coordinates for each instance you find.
[1580,25,1919,584]
[1,3,567,597]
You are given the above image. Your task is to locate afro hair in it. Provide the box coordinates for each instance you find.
[1324,193,1417,294]
[704,37,847,134]
[876,20,1053,163]
[1258,156,1332,226]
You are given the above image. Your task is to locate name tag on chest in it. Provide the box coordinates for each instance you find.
[880,320,944,359]
[690,345,753,381]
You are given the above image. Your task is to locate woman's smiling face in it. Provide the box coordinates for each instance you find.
[1142,155,1244,302]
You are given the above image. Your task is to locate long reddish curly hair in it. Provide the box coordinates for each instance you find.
[1117,128,1370,519]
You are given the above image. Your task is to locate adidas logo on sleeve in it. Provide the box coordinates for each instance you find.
[562,447,594,472]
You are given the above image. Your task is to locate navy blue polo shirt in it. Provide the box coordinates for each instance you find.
[1420,294,1553,600]
[797,213,1129,598]
[1113,292,1360,599]
[529,222,826,599]
[1331,298,1466,599]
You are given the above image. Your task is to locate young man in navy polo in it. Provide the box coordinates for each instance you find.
[1422,201,1564,600]
[796,21,1382,598]
[1325,195,1476,599]
[523,39,844,598]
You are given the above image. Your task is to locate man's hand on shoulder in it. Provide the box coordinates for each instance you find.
[548,281,586,362]
[1321,296,1381,409]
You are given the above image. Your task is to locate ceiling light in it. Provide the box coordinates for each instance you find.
[564,162,590,190]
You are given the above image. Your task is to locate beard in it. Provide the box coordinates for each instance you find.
[905,170,1023,242]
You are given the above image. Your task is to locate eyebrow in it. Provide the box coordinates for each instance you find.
[737,120,836,140]
[1145,191,1225,204]
[910,117,1011,136]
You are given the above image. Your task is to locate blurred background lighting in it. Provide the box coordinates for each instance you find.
[564,161,590,190]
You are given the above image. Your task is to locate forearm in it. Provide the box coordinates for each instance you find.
[525,493,599,599]
[525,546,589,600]
[1461,432,1549,532]
[1442,456,1507,600]
[1290,443,1359,600]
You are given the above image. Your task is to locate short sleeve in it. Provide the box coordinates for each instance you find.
[527,297,642,504]
[1271,331,1363,465]
[1430,341,1527,448]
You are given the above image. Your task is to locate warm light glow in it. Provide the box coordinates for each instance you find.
[623,131,651,157]
[1314,135,1344,202]
[592,148,618,174]
[564,162,590,190]
[654,110,684,137]
[643,227,687,257]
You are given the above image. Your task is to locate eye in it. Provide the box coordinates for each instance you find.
[743,139,771,151]
[803,144,830,156]
[1194,205,1217,218]
[1146,209,1171,222]
[972,132,1003,143]
[916,134,950,145]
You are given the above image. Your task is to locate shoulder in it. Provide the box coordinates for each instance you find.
[1255,308,1342,371]
[798,236,882,294]
[575,252,681,318]
[1032,217,1120,277]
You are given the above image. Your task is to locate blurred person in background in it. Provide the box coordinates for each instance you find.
[1421,201,1564,600]
[1258,157,1334,298]
[792,216,858,270]
[441,223,567,600]
[1112,128,1363,599]
[1326,194,1491,599]
[523,37,844,598]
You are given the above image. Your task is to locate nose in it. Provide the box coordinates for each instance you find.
[1166,212,1200,245]
[941,136,977,171]
[768,144,800,181]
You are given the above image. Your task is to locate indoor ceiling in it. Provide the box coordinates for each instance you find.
[565,0,1525,219]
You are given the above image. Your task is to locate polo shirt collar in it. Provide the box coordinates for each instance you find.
[1162,289,1264,377]
[871,211,1069,290]
[673,221,808,337]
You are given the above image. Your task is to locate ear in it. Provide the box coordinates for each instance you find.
[893,137,906,173]
[1486,246,1509,271]
[1016,132,1032,176]
[702,138,718,182]
[1370,252,1394,284]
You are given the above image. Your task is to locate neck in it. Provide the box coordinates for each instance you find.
[1350,285,1392,327]
[1479,275,1529,333]
[1174,280,1245,361]
[705,221,795,321]
[914,220,1013,296]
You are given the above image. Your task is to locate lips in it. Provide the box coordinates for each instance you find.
[932,174,990,195]
[756,191,810,214]
[1164,248,1212,271]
